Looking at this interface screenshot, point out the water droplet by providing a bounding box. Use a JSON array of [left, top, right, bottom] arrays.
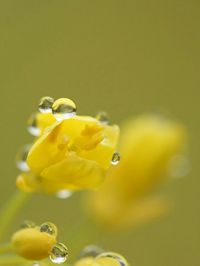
[[49, 243, 68, 264], [79, 245, 104, 258], [27, 113, 41, 137], [168, 154, 190, 178], [111, 152, 120, 165], [56, 190, 73, 199], [40, 222, 57, 237], [32, 263, 40, 266], [21, 220, 36, 229], [52, 98, 77, 121], [16, 144, 31, 172], [96, 111, 109, 125], [96, 252, 128, 266], [38, 96, 54, 113]]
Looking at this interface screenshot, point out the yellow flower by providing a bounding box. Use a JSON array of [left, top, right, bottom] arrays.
[[11, 221, 68, 262], [16, 97, 119, 194], [75, 252, 128, 266], [86, 114, 187, 229]]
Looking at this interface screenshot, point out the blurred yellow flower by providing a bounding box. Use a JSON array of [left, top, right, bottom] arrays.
[[16, 97, 119, 195], [86, 114, 187, 229], [75, 252, 128, 266]]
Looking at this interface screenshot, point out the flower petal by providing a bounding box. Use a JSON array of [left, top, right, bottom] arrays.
[[40, 153, 105, 193]]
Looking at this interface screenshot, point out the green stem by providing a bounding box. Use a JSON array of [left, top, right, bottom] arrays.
[[0, 190, 31, 242]]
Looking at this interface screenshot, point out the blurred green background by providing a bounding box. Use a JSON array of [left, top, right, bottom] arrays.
[[0, 1, 199, 265]]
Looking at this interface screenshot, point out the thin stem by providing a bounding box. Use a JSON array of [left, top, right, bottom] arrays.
[[0, 190, 31, 242]]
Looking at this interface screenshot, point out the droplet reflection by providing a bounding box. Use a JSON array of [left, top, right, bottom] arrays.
[[27, 113, 41, 137], [40, 222, 57, 237], [16, 144, 31, 172], [21, 220, 36, 229], [111, 152, 120, 165], [38, 96, 54, 113], [52, 98, 76, 121], [56, 190, 73, 199], [49, 243, 68, 264], [96, 111, 109, 125]]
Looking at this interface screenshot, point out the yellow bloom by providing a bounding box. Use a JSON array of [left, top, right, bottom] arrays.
[[75, 252, 128, 266], [11, 221, 68, 262], [86, 114, 187, 229], [16, 98, 119, 194]]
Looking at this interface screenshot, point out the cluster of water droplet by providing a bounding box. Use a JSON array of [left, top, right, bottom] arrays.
[[38, 222, 68, 264], [20, 221, 68, 264], [39, 96, 77, 121], [27, 96, 77, 137]]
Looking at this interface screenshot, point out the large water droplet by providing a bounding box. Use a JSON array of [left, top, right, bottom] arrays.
[[56, 190, 73, 199], [27, 113, 41, 136], [111, 152, 120, 165], [96, 111, 109, 125], [168, 154, 190, 178], [16, 144, 31, 172], [49, 243, 68, 264], [21, 220, 36, 229], [38, 96, 54, 113], [40, 222, 57, 237], [79, 245, 104, 258], [96, 252, 128, 266], [52, 98, 77, 121]]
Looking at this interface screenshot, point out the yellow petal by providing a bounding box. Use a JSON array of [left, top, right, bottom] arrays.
[[27, 116, 119, 174], [36, 112, 56, 133], [27, 122, 64, 174], [40, 153, 105, 193], [16, 172, 40, 193]]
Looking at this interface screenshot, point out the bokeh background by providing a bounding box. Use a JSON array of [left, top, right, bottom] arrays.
[[0, 1, 199, 266]]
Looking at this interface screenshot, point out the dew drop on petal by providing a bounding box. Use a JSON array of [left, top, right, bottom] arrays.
[[40, 222, 57, 236], [79, 245, 104, 258], [16, 144, 31, 172], [49, 243, 68, 264], [56, 190, 73, 199], [96, 252, 128, 266], [38, 96, 54, 113], [52, 98, 77, 121], [168, 154, 190, 178], [111, 152, 120, 165], [21, 220, 36, 229], [96, 111, 109, 125], [27, 113, 41, 136]]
